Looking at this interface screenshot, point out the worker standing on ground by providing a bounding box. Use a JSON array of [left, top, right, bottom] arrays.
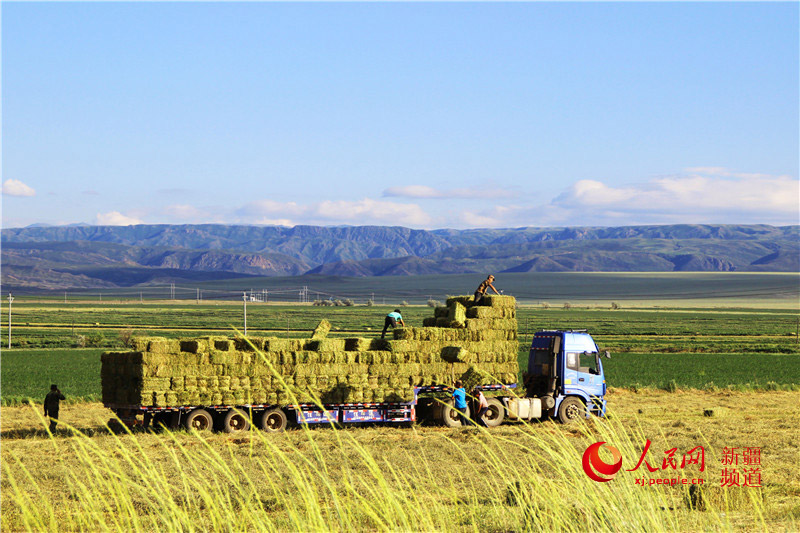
[[474, 274, 500, 304], [472, 387, 490, 427], [44, 384, 66, 433], [452, 380, 469, 426], [381, 309, 406, 339]]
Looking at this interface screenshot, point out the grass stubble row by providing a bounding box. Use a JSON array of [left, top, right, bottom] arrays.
[[102, 295, 520, 408], [2, 397, 775, 532]]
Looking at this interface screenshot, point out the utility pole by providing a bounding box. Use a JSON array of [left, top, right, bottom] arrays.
[[197, 288, 200, 304], [242, 292, 248, 336], [64, 291, 67, 304], [7, 293, 14, 349]]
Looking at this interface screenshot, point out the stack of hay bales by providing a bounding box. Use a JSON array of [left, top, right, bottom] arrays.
[[102, 295, 519, 407]]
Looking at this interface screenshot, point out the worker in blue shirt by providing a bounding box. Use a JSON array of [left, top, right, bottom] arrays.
[[381, 309, 406, 339], [451, 380, 469, 426]]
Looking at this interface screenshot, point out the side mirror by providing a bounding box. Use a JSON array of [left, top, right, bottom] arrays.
[[604, 351, 611, 359]]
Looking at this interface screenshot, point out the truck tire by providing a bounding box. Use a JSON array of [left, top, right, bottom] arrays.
[[442, 400, 470, 428], [483, 398, 505, 428], [258, 408, 288, 433], [557, 397, 585, 424], [223, 408, 251, 433], [184, 409, 214, 431]]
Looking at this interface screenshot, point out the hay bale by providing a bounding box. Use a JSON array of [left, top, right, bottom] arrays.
[[461, 366, 494, 391], [393, 327, 414, 340], [466, 307, 503, 319], [180, 340, 209, 354], [448, 302, 467, 323], [422, 317, 437, 327], [234, 337, 260, 351], [466, 318, 492, 331], [316, 339, 346, 351], [441, 346, 473, 363], [369, 339, 390, 351], [345, 338, 370, 351], [387, 340, 419, 353], [148, 338, 180, 354], [312, 319, 332, 339], [446, 296, 473, 307], [413, 328, 441, 341], [481, 295, 516, 308], [130, 338, 150, 352], [434, 306, 449, 318], [213, 339, 233, 351]]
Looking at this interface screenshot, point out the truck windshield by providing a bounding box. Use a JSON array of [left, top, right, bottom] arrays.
[[570, 351, 597, 374]]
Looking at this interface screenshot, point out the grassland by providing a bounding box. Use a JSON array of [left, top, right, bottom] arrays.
[[2, 284, 799, 531], [1, 390, 798, 531], [1, 301, 798, 405]]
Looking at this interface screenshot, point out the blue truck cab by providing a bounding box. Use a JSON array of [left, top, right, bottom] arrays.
[[524, 330, 608, 423]]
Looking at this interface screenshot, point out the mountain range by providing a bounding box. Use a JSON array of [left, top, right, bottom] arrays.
[[1, 224, 797, 290]]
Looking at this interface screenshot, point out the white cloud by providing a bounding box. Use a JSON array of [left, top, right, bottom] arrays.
[[383, 185, 513, 200], [546, 171, 799, 225], [237, 198, 432, 227], [2, 179, 36, 197], [85, 168, 799, 230], [96, 211, 143, 226]]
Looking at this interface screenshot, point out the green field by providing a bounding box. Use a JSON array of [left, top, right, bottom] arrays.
[[1, 298, 798, 404], [1, 349, 104, 405]]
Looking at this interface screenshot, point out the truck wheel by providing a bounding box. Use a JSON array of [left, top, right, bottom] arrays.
[[184, 409, 213, 431], [483, 398, 505, 428], [223, 408, 251, 433], [258, 408, 287, 433], [557, 397, 585, 424], [442, 400, 470, 428]]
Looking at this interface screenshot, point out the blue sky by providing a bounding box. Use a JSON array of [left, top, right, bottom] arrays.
[[2, 2, 798, 229]]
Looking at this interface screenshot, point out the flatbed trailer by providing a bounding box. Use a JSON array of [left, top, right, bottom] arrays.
[[109, 384, 517, 432]]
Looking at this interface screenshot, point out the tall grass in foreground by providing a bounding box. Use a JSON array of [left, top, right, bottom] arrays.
[[2, 405, 774, 532]]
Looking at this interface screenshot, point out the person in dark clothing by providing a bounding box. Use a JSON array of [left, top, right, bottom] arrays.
[[44, 384, 65, 433], [381, 309, 406, 339], [473, 275, 500, 303]]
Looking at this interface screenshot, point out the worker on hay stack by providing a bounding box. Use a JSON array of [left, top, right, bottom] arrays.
[[473, 274, 500, 304], [381, 309, 406, 339]]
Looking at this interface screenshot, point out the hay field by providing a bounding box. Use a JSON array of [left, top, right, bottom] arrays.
[[2, 389, 798, 531]]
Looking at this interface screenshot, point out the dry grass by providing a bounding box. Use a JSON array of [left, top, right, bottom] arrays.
[[2, 389, 798, 531]]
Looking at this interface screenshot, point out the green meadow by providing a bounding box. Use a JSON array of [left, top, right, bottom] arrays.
[[2, 296, 798, 404]]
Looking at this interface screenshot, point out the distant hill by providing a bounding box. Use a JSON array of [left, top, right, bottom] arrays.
[[1, 223, 797, 289]]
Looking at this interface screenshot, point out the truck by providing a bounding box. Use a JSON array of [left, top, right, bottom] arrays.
[[419, 329, 608, 427], [104, 323, 609, 433]]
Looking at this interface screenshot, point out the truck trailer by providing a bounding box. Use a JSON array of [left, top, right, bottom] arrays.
[[102, 297, 608, 432]]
